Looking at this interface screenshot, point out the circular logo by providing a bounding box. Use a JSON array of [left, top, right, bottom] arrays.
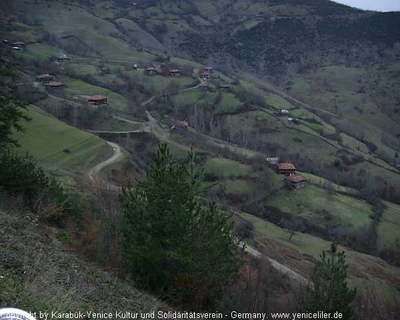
[[0, 309, 36, 320]]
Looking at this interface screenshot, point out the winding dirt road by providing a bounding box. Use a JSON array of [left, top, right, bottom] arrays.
[[88, 141, 122, 182], [240, 241, 308, 285]]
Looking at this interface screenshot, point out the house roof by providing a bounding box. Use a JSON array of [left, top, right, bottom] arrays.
[[145, 67, 155, 71], [57, 56, 70, 60], [45, 81, 64, 87], [176, 120, 189, 127], [278, 162, 296, 170], [37, 74, 53, 79], [12, 41, 26, 45], [220, 84, 230, 88], [89, 95, 107, 101], [200, 71, 210, 76], [286, 175, 306, 183], [169, 68, 181, 73]]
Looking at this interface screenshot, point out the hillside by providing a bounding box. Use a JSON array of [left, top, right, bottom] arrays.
[[12, 106, 112, 181], [0, 195, 166, 312], [1, 0, 400, 313]]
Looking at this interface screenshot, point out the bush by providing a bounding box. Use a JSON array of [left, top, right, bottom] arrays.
[[233, 220, 254, 240], [0, 151, 82, 226]]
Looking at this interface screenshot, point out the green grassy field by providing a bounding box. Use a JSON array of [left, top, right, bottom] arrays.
[[214, 93, 242, 114], [13, 107, 111, 176], [125, 72, 196, 93], [172, 89, 203, 107], [267, 185, 373, 231], [204, 157, 253, 177], [225, 179, 256, 194], [377, 201, 400, 249]]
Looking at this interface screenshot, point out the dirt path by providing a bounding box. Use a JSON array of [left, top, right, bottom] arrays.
[[239, 241, 308, 285], [88, 141, 123, 182], [87, 129, 150, 134]]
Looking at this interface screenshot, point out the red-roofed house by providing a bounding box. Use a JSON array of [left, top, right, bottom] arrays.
[[286, 175, 306, 189], [176, 120, 189, 128], [12, 41, 26, 48], [88, 95, 108, 105], [199, 71, 210, 80], [169, 69, 181, 77], [171, 120, 189, 131], [199, 82, 209, 91], [277, 162, 296, 175], [45, 81, 64, 90], [57, 56, 71, 62], [220, 84, 230, 90], [36, 74, 53, 82], [145, 67, 157, 76]]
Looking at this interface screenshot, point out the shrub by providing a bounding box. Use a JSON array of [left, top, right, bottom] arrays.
[[233, 220, 254, 240], [0, 151, 82, 226]]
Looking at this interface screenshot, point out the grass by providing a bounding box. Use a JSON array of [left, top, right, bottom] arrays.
[[57, 76, 128, 111], [172, 89, 203, 106], [225, 179, 256, 194], [126, 72, 195, 93], [267, 185, 373, 231], [13, 107, 110, 175], [60, 77, 112, 96], [265, 93, 292, 110], [214, 93, 242, 114], [299, 172, 358, 195], [204, 157, 253, 178], [377, 201, 400, 249], [237, 210, 400, 296], [0, 199, 165, 312], [24, 43, 59, 60]]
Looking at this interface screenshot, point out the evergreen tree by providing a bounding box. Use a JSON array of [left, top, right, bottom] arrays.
[[300, 243, 357, 320], [120, 143, 243, 308], [0, 56, 30, 148]]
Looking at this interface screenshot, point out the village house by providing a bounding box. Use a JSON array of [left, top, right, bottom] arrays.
[[219, 84, 230, 90], [57, 56, 71, 62], [286, 175, 306, 190], [145, 67, 157, 76], [36, 74, 53, 82], [199, 71, 210, 80], [288, 117, 300, 124], [169, 69, 181, 77], [266, 157, 280, 165], [45, 81, 64, 90], [280, 109, 290, 115], [12, 41, 26, 48], [88, 95, 108, 105], [277, 162, 296, 175], [171, 120, 189, 131], [199, 82, 209, 91]]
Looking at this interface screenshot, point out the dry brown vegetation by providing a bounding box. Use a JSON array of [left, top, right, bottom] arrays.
[[0, 193, 165, 312]]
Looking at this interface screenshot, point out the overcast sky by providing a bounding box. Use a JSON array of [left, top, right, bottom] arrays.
[[333, 0, 400, 12]]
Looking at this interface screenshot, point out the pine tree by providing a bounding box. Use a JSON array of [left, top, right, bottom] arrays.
[[300, 243, 357, 320], [0, 56, 30, 148], [120, 143, 243, 307]]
